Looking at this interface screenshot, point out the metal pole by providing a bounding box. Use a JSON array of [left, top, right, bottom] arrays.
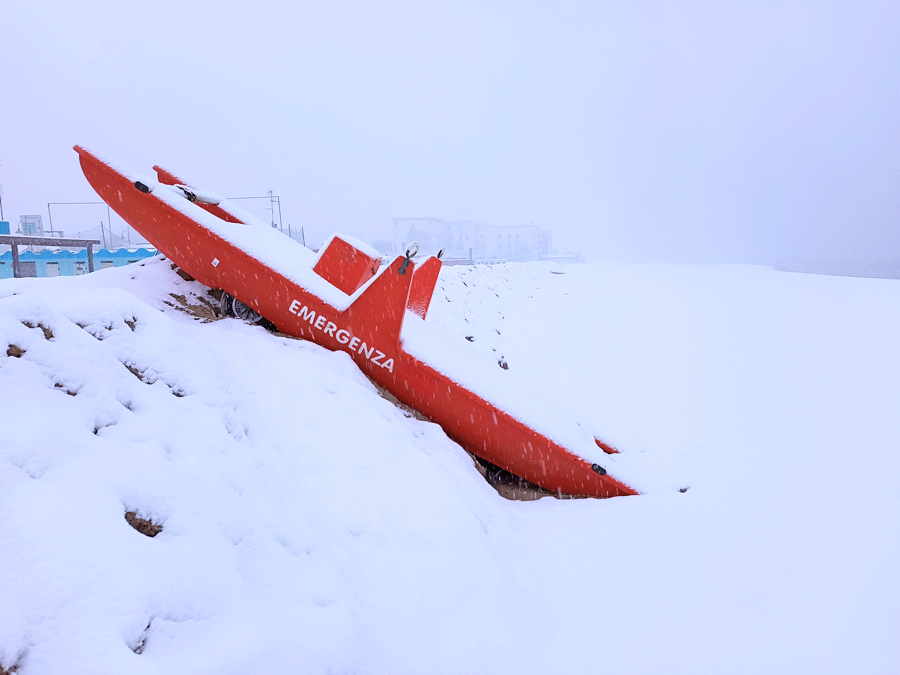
[[43, 204, 65, 238]]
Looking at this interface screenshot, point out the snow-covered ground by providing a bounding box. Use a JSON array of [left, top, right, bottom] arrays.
[[1, 257, 898, 674]]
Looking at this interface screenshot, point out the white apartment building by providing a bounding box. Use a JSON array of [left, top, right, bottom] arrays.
[[392, 217, 551, 262]]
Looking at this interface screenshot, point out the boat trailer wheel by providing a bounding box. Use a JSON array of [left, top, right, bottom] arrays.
[[221, 292, 263, 324]]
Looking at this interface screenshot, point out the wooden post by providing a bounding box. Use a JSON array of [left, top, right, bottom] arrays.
[[11, 243, 20, 278], [87, 244, 95, 273]]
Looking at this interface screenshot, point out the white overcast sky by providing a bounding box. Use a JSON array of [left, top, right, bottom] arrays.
[[1, 0, 898, 263]]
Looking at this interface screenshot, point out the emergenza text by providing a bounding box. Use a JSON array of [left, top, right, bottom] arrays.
[[288, 299, 394, 373]]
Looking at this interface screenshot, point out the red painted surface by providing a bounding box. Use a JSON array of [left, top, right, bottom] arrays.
[[407, 255, 442, 319], [74, 145, 638, 499], [313, 236, 382, 295], [152, 165, 245, 224], [595, 438, 620, 455]]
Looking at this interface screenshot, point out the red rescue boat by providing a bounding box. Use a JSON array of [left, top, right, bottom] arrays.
[[75, 145, 638, 498]]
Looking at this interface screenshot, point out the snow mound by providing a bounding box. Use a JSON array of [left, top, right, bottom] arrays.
[[0, 259, 543, 673], [2, 258, 899, 674]]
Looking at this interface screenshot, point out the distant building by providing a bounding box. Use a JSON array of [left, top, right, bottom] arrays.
[[472, 224, 551, 263], [391, 217, 449, 258], [391, 218, 551, 263], [18, 215, 44, 237]]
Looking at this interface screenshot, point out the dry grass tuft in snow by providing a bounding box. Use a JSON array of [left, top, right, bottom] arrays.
[[23, 322, 54, 340], [6, 344, 24, 358], [0, 652, 22, 675], [164, 292, 221, 322], [52, 382, 77, 396], [124, 511, 163, 538]]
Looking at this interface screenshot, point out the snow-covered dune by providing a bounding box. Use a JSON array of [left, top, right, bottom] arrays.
[[1, 258, 898, 674]]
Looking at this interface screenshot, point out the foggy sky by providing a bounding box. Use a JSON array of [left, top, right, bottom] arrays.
[[2, 0, 898, 263]]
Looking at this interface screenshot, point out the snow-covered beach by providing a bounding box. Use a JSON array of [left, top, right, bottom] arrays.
[[2, 258, 898, 674]]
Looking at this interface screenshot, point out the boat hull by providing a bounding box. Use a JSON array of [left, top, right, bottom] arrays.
[[75, 146, 638, 499]]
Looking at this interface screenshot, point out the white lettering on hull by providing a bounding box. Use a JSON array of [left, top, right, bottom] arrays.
[[288, 299, 394, 373]]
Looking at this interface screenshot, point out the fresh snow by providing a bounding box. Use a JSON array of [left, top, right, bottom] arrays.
[[1, 257, 899, 674]]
